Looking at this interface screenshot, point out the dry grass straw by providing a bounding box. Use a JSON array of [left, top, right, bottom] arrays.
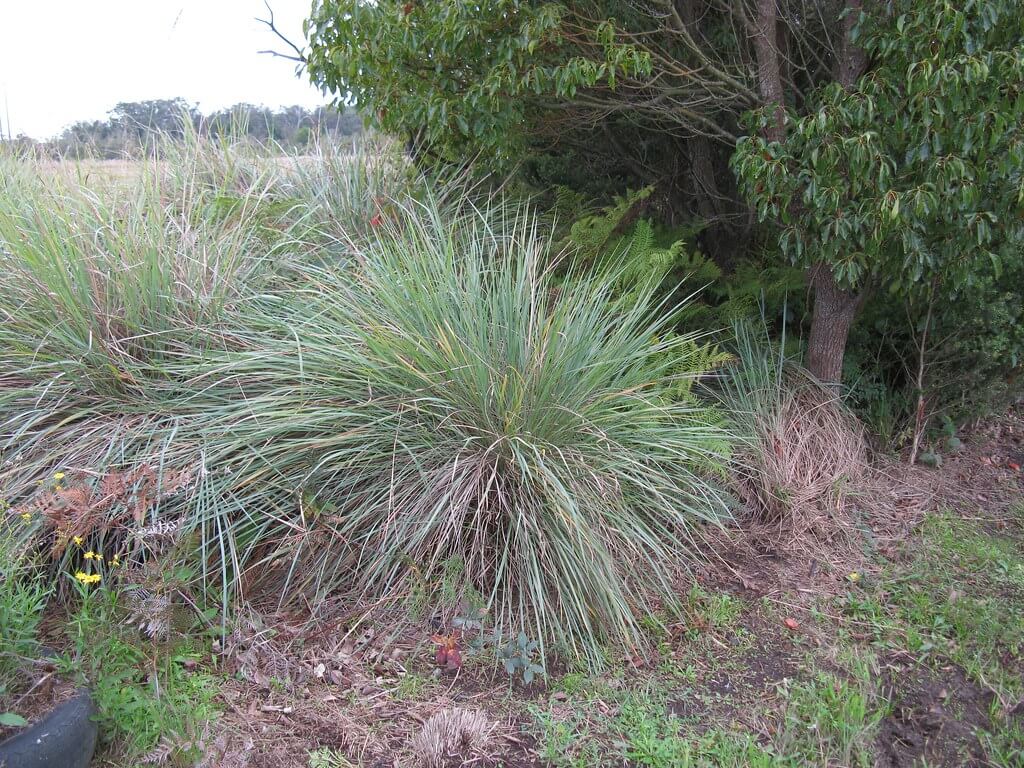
[[718, 323, 872, 556], [410, 708, 497, 767], [743, 379, 868, 537], [709, 322, 962, 594], [204, 603, 514, 768]]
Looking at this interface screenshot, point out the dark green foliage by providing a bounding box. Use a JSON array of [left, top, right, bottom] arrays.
[[734, 0, 1024, 294], [305, 0, 1022, 414], [558, 189, 804, 354], [845, 253, 1024, 440], [303, 0, 845, 255], [729, 0, 1024, 407], [557, 189, 737, 407], [561, 187, 689, 294], [305, 1, 652, 167]]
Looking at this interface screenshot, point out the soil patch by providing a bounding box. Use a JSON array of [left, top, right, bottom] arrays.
[[877, 658, 995, 768]]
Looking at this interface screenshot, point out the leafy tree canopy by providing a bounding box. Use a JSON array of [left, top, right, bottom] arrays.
[[732, 0, 1024, 297], [304, 0, 1024, 393], [304, 0, 842, 169]]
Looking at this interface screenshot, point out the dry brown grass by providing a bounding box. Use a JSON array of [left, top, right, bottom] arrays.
[[409, 707, 496, 767], [182, 601, 522, 768], [37, 158, 147, 186], [717, 355, 934, 587], [735, 376, 868, 541]]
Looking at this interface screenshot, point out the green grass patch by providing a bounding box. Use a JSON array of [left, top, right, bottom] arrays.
[[774, 658, 887, 768], [0, 530, 50, 699], [60, 586, 221, 762], [844, 511, 1024, 698]]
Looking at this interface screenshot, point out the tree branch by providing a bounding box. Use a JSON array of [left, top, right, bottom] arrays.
[[256, 1, 307, 64]]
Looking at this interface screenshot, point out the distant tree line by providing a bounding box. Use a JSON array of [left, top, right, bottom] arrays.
[[3, 98, 363, 158]]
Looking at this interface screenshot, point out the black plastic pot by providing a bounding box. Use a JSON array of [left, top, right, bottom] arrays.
[[0, 692, 97, 768]]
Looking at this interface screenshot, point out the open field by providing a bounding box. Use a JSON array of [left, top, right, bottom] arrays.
[[1, 141, 1022, 768]]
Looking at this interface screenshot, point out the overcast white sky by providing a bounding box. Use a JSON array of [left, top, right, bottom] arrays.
[[0, 1, 329, 139]]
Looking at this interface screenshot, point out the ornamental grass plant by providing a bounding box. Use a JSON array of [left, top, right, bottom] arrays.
[[0, 137, 732, 664]]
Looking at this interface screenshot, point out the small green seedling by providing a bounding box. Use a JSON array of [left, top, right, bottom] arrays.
[[502, 632, 545, 685]]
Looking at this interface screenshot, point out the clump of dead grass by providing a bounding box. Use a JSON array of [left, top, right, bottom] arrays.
[[742, 379, 868, 531], [717, 323, 871, 552], [409, 707, 496, 768]]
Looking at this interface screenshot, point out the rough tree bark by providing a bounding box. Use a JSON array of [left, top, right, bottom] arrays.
[[677, 0, 733, 263], [806, 264, 865, 383], [803, 0, 869, 383], [687, 135, 731, 257], [752, 0, 787, 143]]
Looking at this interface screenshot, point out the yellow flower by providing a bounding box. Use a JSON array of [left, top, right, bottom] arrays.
[[847, 572, 861, 583], [72, 536, 84, 546], [111, 555, 120, 567], [83, 551, 103, 561], [74, 571, 101, 585], [54, 472, 66, 480], [20, 512, 32, 522], [54, 485, 63, 492]]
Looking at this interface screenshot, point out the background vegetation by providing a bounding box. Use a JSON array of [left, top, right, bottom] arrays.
[[306, 0, 1024, 438], [0, 1, 1022, 764], [1, 98, 363, 158]]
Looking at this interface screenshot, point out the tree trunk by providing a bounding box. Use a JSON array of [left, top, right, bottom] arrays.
[[688, 136, 720, 220], [752, 0, 786, 142], [835, 0, 867, 89], [805, 0, 870, 384], [684, 136, 726, 267], [679, 0, 737, 265], [807, 265, 863, 384]]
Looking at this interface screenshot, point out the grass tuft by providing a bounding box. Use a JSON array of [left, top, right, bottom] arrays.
[[716, 321, 867, 535]]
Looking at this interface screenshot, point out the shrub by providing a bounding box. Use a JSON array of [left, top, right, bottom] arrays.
[[844, 256, 1024, 443]]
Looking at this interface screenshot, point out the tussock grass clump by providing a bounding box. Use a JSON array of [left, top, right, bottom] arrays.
[[1, 142, 732, 664], [0, 143, 284, 390], [193, 199, 733, 660], [410, 707, 495, 768], [717, 322, 868, 541], [0, 137, 298, 578]]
